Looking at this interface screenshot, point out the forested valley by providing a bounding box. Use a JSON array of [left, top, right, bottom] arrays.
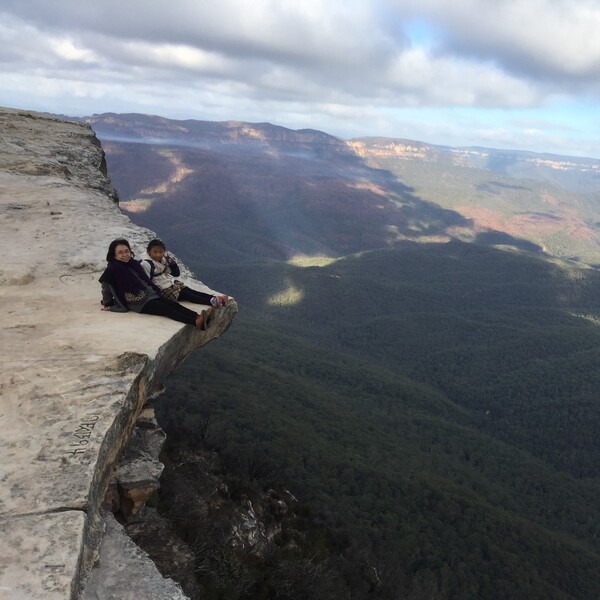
[[150, 243, 600, 599], [96, 115, 600, 599]]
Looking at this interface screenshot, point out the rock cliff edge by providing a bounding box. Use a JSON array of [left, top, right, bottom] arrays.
[[0, 107, 237, 599]]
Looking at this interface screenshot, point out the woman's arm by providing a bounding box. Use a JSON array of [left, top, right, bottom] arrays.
[[100, 283, 128, 312], [99, 274, 129, 312]]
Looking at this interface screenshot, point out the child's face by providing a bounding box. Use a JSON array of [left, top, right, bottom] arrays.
[[149, 246, 165, 261]]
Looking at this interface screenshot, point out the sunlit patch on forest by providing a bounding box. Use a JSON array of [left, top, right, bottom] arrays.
[[570, 313, 600, 327], [120, 198, 154, 213], [139, 151, 193, 194], [267, 279, 304, 305], [287, 255, 338, 267]]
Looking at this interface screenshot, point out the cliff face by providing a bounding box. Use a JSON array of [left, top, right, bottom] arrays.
[[350, 136, 600, 184], [0, 107, 237, 599]]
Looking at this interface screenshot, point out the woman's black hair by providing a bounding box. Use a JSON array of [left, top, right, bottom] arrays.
[[106, 238, 133, 262], [147, 239, 166, 252]]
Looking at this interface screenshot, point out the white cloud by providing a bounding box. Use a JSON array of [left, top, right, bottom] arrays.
[[50, 39, 99, 63], [109, 40, 239, 76], [1, 1, 600, 156], [385, 47, 541, 106], [0, 1, 394, 68], [387, 0, 600, 80]]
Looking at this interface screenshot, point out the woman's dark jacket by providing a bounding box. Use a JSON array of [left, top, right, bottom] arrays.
[[99, 258, 162, 313]]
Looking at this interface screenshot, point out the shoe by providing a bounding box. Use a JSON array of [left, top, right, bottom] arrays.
[[211, 295, 229, 308]]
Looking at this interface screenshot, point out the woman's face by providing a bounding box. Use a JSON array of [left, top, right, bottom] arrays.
[[114, 244, 131, 262]]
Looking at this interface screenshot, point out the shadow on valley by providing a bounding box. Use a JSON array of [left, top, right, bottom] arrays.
[[102, 139, 467, 261], [96, 116, 543, 266]]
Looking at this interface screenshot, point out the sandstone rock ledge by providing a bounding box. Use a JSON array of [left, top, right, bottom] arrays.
[[0, 107, 237, 599]]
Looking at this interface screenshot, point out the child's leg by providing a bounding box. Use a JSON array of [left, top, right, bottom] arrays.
[[178, 286, 214, 305]]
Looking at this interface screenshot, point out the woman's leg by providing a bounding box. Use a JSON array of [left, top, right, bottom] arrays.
[[178, 286, 213, 305], [141, 297, 198, 325]]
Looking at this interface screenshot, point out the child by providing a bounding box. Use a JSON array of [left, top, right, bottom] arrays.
[[140, 239, 229, 308]]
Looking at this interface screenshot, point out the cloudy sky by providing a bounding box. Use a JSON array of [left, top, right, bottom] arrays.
[[2, 0, 600, 157]]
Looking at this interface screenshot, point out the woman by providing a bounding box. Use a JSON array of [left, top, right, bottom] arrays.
[[99, 238, 212, 329]]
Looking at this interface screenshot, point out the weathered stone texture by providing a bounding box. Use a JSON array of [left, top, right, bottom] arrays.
[[81, 514, 188, 600], [0, 106, 237, 598], [0, 512, 86, 600]]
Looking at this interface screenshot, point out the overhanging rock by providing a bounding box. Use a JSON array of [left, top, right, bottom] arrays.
[[0, 107, 237, 599]]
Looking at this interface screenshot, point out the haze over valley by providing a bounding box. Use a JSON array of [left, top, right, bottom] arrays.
[[89, 112, 600, 267]]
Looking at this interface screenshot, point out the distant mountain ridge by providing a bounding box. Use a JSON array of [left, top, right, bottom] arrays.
[[88, 113, 600, 192], [86, 113, 355, 159], [352, 137, 600, 193], [87, 112, 600, 265]]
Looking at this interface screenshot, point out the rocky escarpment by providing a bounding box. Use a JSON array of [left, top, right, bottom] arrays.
[[86, 113, 356, 158], [0, 106, 237, 599]]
